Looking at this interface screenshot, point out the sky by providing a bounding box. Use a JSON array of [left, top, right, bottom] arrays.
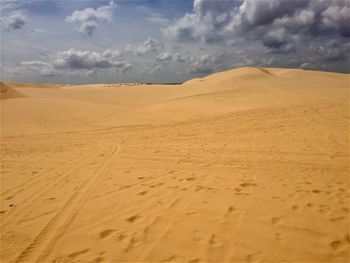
[[1, 0, 349, 84]]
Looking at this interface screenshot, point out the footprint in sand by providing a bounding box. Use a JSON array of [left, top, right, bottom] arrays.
[[306, 202, 314, 208], [227, 206, 235, 213], [328, 216, 345, 222], [270, 217, 282, 225], [291, 205, 299, 211], [330, 234, 350, 252], [127, 214, 140, 223], [208, 234, 223, 248], [240, 182, 257, 187], [99, 229, 116, 240], [92, 256, 104, 263], [116, 232, 127, 242], [331, 240, 343, 251], [246, 252, 261, 263]]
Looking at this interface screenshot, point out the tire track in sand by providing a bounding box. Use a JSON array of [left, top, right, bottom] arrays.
[[1, 147, 103, 229], [1, 147, 98, 198], [14, 145, 120, 263]]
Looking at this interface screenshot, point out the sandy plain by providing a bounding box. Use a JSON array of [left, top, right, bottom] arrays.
[[0, 67, 349, 262]]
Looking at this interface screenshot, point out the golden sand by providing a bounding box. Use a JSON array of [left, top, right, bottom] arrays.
[[0, 67, 349, 262]]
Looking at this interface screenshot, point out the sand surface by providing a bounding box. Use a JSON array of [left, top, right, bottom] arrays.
[[0, 67, 349, 262]]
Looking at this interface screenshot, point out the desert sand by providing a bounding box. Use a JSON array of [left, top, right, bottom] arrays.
[[0, 67, 349, 262]]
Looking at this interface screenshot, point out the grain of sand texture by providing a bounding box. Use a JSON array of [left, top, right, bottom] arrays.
[[0, 67, 349, 263]]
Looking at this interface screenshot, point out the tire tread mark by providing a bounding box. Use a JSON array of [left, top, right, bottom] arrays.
[[14, 145, 119, 263], [1, 147, 102, 229]]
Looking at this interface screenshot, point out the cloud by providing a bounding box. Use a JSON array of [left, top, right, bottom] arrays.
[[1, 0, 26, 12], [65, 1, 116, 36], [20, 60, 57, 76], [123, 38, 163, 57], [53, 48, 131, 72], [188, 53, 234, 75], [145, 11, 171, 26], [189, 57, 214, 74], [272, 9, 315, 34], [163, 14, 195, 41], [165, 0, 350, 42], [162, 0, 349, 74], [3, 13, 26, 30], [262, 28, 296, 53], [20, 60, 50, 67], [1, 0, 60, 14], [156, 52, 173, 63], [300, 62, 313, 70], [321, 2, 350, 37], [149, 65, 162, 74], [165, 0, 306, 42], [136, 37, 163, 55], [262, 28, 289, 49], [3, 0, 349, 83], [313, 39, 350, 62], [54, 49, 113, 69], [164, 0, 239, 42], [156, 52, 186, 63], [238, 0, 308, 28], [20, 47, 132, 77]]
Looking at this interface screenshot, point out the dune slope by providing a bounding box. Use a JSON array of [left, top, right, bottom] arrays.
[[0, 67, 349, 263], [0, 82, 26, 100]]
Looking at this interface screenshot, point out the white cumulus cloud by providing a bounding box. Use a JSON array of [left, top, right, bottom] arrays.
[[53, 48, 131, 72], [137, 37, 163, 55], [65, 1, 116, 36], [3, 13, 26, 30]]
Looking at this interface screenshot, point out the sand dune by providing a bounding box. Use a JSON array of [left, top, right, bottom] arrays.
[[0, 67, 349, 262], [0, 82, 26, 100]]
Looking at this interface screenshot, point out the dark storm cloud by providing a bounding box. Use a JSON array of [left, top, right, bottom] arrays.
[[165, 0, 349, 41], [262, 28, 289, 49], [320, 1, 350, 37], [164, 0, 350, 73], [239, 0, 308, 28]]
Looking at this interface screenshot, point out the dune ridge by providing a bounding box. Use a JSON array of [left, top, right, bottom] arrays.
[[0, 67, 349, 263]]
